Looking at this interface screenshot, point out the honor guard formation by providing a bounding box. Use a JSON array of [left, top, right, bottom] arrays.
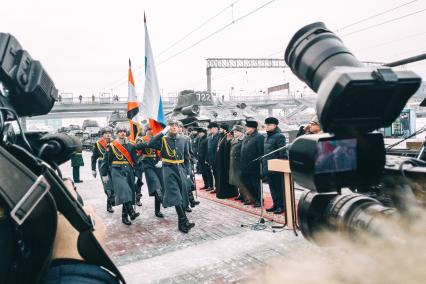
[[89, 116, 290, 233]]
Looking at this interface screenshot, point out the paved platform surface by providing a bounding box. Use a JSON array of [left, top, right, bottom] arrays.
[[60, 152, 312, 283]]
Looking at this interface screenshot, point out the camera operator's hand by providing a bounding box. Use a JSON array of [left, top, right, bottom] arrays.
[[51, 179, 106, 261], [91, 170, 97, 178], [101, 175, 109, 184]]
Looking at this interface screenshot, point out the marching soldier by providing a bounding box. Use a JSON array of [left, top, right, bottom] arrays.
[[136, 120, 195, 233], [177, 121, 200, 212], [101, 126, 140, 225], [134, 132, 145, 207], [91, 126, 114, 213], [196, 128, 213, 190], [138, 127, 164, 218]]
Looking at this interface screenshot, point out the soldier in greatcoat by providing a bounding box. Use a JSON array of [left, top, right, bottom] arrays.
[[91, 126, 115, 213], [206, 122, 221, 193], [136, 120, 195, 233], [138, 127, 164, 218], [177, 121, 200, 212], [196, 128, 213, 190], [71, 148, 84, 183], [134, 131, 145, 207], [101, 126, 140, 225]]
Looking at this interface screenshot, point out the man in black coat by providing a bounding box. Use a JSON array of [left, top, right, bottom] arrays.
[[197, 128, 213, 190], [206, 122, 220, 192], [263, 117, 287, 214], [240, 120, 264, 207], [215, 124, 238, 199]]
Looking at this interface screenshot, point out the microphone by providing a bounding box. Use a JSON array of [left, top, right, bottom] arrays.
[[251, 143, 292, 163], [39, 133, 82, 165]]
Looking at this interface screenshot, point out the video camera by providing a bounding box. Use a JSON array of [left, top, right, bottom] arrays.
[[0, 33, 124, 283], [284, 23, 425, 242]]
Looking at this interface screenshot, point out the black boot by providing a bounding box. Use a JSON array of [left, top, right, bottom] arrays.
[[155, 197, 164, 218], [126, 203, 140, 220], [175, 205, 191, 233], [136, 193, 142, 207], [182, 205, 195, 229], [189, 191, 200, 207], [122, 206, 131, 225], [107, 200, 114, 213]]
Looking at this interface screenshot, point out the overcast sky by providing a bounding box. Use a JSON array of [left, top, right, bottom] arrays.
[[1, 0, 425, 99]]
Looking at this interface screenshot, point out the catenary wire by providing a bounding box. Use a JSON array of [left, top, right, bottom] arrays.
[[157, 0, 240, 57], [157, 0, 277, 66], [335, 0, 419, 32], [340, 8, 426, 37]]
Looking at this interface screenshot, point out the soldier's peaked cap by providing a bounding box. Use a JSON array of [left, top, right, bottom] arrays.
[[100, 126, 113, 134]]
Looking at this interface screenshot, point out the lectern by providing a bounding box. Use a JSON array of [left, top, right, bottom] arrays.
[[267, 159, 298, 235]]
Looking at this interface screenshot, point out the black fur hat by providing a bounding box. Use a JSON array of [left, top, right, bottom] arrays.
[[207, 122, 219, 129], [265, 117, 279, 125], [245, 120, 258, 129], [220, 124, 230, 132]]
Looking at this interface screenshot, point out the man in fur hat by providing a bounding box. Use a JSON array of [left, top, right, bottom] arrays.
[[214, 124, 238, 199], [240, 120, 264, 207], [263, 117, 287, 214]]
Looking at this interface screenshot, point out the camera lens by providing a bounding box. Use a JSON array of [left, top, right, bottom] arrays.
[[325, 193, 394, 236], [284, 22, 363, 91], [298, 191, 395, 243]]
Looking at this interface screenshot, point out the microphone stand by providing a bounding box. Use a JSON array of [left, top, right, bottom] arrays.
[[240, 143, 290, 231]]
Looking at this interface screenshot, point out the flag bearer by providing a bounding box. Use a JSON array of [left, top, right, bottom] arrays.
[[138, 127, 164, 218], [136, 120, 195, 233]]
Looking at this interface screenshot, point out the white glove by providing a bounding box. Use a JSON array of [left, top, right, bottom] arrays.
[[161, 126, 170, 135], [155, 161, 163, 168], [92, 170, 97, 178], [101, 175, 109, 184]]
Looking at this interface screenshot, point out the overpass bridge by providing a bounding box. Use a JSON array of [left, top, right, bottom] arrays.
[[26, 92, 426, 125], [27, 94, 317, 121]]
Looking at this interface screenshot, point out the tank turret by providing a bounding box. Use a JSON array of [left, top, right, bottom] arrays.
[[168, 90, 256, 128]]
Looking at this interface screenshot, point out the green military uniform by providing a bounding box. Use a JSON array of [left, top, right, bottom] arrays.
[[71, 151, 84, 182]]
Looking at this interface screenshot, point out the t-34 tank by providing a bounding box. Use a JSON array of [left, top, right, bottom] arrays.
[[170, 90, 256, 128]]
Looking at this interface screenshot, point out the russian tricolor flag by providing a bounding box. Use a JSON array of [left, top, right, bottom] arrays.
[[140, 13, 166, 135]]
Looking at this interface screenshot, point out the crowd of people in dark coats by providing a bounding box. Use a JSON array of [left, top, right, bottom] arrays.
[[191, 116, 288, 214]]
